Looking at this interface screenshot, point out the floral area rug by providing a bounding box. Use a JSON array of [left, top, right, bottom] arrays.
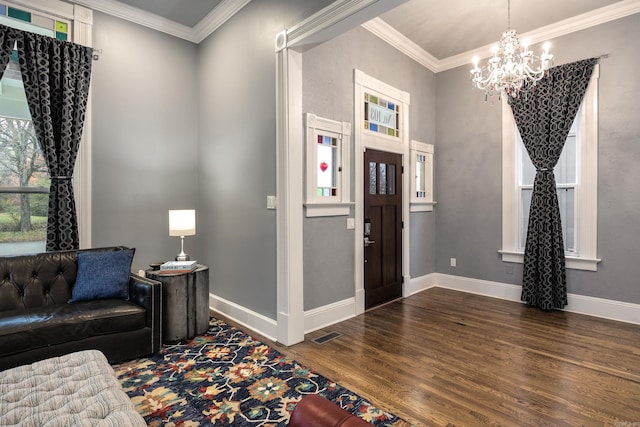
[[115, 318, 413, 426]]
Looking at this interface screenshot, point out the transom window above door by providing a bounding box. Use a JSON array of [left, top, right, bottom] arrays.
[[364, 92, 400, 139]]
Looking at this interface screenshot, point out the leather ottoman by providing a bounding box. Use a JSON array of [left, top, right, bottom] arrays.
[[289, 394, 371, 427]]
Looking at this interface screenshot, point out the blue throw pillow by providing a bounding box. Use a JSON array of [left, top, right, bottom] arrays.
[[70, 249, 135, 302]]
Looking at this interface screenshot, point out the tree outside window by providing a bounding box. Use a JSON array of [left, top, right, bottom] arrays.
[[0, 116, 49, 243]]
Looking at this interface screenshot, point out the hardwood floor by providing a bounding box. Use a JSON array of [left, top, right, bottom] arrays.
[[219, 288, 640, 426]]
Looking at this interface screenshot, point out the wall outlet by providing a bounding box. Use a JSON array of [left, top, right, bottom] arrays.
[[450, 258, 456, 267]]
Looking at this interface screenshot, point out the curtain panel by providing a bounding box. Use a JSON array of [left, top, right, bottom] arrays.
[[509, 58, 597, 310], [0, 24, 93, 251]]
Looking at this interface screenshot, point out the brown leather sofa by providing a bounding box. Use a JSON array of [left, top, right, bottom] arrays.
[[289, 394, 372, 427], [0, 247, 161, 371]]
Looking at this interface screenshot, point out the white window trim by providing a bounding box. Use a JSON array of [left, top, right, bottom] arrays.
[[410, 140, 436, 212], [500, 64, 600, 271], [304, 113, 352, 217]]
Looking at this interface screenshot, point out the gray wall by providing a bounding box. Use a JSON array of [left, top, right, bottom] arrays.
[[89, 3, 640, 321], [435, 13, 640, 303], [302, 27, 437, 311], [91, 12, 199, 272], [196, 0, 334, 319]]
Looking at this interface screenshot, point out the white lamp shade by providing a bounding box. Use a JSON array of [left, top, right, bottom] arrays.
[[169, 209, 196, 236]]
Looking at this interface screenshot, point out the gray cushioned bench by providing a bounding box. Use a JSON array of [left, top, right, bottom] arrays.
[[0, 350, 145, 426]]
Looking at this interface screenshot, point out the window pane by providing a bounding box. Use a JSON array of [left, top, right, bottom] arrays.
[[369, 162, 377, 195], [518, 129, 536, 186], [555, 133, 576, 184], [520, 188, 575, 252], [0, 56, 49, 255], [388, 164, 396, 195], [0, 193, 47, 255], [518, 111, 578, 253], [379, 163, 387, 195], [416, 155, 425, 193], [558, 188, 575, 252], [317, 142, 336, 192], [520, 188, 532, 249]]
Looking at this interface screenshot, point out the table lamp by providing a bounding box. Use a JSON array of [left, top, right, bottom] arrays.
[[169, 209, 196, 261]]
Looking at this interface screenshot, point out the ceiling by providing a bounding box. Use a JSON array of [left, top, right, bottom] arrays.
[[70, 0, 639, 70], [112, 0, 223, 27]]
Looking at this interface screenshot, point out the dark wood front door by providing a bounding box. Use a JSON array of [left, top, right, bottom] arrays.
[[364, 148, 402, 309]]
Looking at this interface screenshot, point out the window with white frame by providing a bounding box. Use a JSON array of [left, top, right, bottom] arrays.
[[501, 65, 600, 271], [410, 140, 435, 212], [0, 0, 93, 255], [304, 113, 352, 217]]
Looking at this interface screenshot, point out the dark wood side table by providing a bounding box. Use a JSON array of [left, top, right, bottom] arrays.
[[146, 265, 209, 343]]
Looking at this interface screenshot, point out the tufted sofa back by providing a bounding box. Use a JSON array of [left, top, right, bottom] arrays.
[[0, 247, 129, 313], [0, 251, 78, 312]]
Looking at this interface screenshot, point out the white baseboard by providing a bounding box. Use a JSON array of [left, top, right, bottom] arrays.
[[304, 297, 357, 334], [423, 273, 640, 325], [210, 293, 359, 343], [406, 273, 438, 296], [209, 293, 278, 341], [212, 274, 640, 344], [432, 273, 522, 301]]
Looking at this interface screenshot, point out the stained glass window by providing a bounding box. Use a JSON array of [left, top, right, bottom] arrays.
[[304, 113, 352, 217], [316, 134, 337, 197], [410, 141, 434, 211], [416, 154, 426, 198], [0, 3, 70, 40], [364, 92, 400, 138]]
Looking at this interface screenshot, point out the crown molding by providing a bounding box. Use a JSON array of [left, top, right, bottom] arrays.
[[68, 0, 251, 44], [70, 0, 196, 41], [361, 17, 438, 72], [283, 0, 407, 50], [364, 0, 640, 74], [193, 0, 252, 44]]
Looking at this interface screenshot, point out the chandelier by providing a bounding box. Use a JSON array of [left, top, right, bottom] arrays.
[[470, 0, 554, 98]]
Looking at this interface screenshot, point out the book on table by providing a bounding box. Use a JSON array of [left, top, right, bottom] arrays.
[[160, 260, 198, 274]]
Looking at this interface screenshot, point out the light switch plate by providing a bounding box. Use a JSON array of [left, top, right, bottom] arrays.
[[346, 218, 355, 229], [267, 195, 277, 209]]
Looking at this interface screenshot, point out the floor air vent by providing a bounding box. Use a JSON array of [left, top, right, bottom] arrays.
[[312, 331, 342, 344]]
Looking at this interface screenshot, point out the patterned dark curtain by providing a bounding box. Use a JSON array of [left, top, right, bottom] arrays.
[[16, 30, 93, 251], [509, 58, 597, 310], [0, 25, 18, 77]]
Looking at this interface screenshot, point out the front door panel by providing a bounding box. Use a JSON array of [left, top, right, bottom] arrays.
[[364, 149, 402, 309]]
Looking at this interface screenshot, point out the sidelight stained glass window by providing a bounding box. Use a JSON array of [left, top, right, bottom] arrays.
[[304, 113, 352, 217], [316, 134, 337, 197], [410, 141, 435, 211]]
